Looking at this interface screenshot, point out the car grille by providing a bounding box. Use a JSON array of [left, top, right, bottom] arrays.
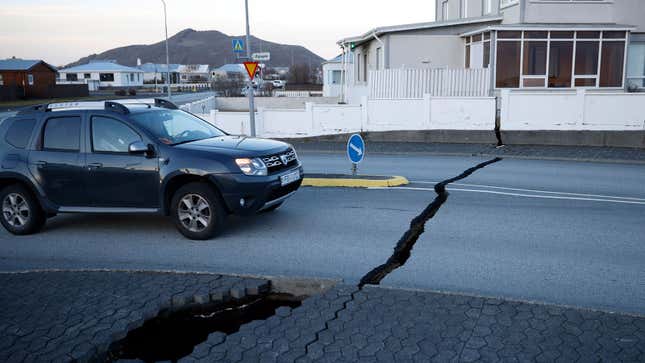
[[262, 148, 298, 174], [267, 179, 301, 201]]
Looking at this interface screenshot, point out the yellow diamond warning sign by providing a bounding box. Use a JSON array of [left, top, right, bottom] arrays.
[[243, 61, 259, 79]]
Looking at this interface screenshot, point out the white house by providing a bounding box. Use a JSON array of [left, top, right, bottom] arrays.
[[58, 61, 144, 88], [322, 54, 353, 98], [211, 64, 248, 80], [337, 0, 645, 101]]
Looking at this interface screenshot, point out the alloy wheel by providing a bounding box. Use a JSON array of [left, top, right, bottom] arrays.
[[2, 193, 30, 228], [178, 194, 211, 232]]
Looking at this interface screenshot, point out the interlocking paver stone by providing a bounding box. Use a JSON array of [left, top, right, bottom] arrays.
[[0, 271, 268, 362]]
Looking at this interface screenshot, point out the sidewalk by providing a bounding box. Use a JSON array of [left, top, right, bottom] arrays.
[[291, 141, 645, 164], [1, 271, 643, 362]]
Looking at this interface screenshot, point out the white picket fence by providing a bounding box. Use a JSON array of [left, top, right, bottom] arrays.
[[369, 68, 491, 99]]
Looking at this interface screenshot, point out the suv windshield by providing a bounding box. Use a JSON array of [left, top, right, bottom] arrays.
[[129, 110, 225, 145]]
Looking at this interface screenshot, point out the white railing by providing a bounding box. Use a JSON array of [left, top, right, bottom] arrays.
[[369, 68, 491, 99], [179, 96, 216, 114]]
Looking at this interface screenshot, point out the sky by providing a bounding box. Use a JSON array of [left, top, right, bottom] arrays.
[[0, 0, 436, 66]]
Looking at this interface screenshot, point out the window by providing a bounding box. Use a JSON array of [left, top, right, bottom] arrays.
[[84, 73, 91, 79], [548, 41, 573, 87], [376, 47, 382, 70], [483, 42, 491, 68], [130, 73, 134, 82], [600, 41, 625, 87], [331, 70, 343, 84], [66, 73, 78, 81], [465, 45, 471, 68], [441, 1, 449, 19], [627, 42, 645, 89], [99, 73, 114, 82], [5, 119, 36, 149], [42, 117, 81, 151], [0, 74, 3, 85], [496, 41, 521, 87], [484, 0, 492, 14], [129, 110, 224, 146], [363, 53, 368, 82], [461, 0, 468, 18], [495, 30, 627, 88], [27, 74, 34, 85], [91, 116, 141, 153]]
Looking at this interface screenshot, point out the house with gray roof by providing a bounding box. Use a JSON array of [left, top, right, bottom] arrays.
[[58, 60, 143, 88], [137, 63, 181, 84], [0, 58, 58, 99]]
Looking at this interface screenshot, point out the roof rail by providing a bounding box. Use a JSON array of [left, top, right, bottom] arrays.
[[154, 98, 178, 110], [104, 101, 130, 115]]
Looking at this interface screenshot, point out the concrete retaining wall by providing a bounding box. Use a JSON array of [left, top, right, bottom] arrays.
[[214, 97, 340, 111]]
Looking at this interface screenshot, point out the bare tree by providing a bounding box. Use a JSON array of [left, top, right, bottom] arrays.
[[211, 73, 246, 96], [287, 63, 313, 84]]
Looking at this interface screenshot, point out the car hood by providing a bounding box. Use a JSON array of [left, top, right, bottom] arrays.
[[175, 135, 290, 156]]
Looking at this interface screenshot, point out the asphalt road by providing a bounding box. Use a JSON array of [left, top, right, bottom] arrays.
[[1, 153, 644, 316]]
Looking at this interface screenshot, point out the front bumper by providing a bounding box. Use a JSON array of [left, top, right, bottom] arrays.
[[213, 165, 304, 215]]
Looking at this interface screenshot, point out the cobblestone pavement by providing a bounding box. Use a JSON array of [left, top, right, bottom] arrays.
[[183, 286, 645, 363], [0, 271, 269, 362], [292, 142, 645, 164]]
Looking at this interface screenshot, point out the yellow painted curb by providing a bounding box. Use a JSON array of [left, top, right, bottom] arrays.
[[302, 176, 409, 188]]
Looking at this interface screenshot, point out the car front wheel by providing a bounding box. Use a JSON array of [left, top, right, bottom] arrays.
[[171, 183, 225, 240], [0, 184, 46, 235]]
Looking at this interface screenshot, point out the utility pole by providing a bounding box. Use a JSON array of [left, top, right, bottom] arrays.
[[244, 0, 256, 136], [161, 0, 171, 100]]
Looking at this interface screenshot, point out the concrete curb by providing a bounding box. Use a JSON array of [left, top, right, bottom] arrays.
[[302, 174, 409, 188]]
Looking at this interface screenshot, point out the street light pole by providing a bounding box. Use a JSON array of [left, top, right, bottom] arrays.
[[161, 0, 171, 100], [244, 0, 256, 136]]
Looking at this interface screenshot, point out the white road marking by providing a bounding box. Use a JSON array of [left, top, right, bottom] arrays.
[[369, 186, 645, 205], [409, 181, 645, 202]]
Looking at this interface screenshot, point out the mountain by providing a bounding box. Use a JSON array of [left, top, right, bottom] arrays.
[[65, 28, 325, 69]]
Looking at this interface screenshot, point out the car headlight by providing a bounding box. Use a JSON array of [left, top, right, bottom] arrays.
[[235, 157, 267, 176]]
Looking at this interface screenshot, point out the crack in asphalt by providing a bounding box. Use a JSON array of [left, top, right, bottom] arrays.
[[297, 157, 503, 359], [358, 157, 503, 288]]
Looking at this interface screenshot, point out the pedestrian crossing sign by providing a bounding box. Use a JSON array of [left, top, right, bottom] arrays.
[[232, 39, 245, 53]]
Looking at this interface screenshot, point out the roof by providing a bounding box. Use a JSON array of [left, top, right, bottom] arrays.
[[214, 64, 246, 73], [137, 63, 182, 73], [337, 15, 504, 46], [460, 23, 636, 36], [60, 62, 143, 73], [0, 59, 57, 72]]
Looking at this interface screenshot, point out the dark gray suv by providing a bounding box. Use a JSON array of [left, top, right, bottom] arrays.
[[0, 99, 303, 240]]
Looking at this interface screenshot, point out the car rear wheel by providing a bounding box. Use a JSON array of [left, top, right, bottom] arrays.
[[171, 182, 225, 240], [0, 184, 46, 235]]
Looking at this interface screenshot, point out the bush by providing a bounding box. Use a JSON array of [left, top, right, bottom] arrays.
[[114, 89, 126, 96], [128, 88, 137, 96]]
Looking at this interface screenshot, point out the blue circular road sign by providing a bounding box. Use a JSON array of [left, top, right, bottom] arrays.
[[347, 134, 365, 164]]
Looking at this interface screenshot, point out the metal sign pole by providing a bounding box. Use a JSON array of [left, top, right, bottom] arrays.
[[244, 0, 256, 137]]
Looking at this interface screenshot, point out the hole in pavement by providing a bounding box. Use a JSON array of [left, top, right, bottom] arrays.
[[107, 293, 303, 363]]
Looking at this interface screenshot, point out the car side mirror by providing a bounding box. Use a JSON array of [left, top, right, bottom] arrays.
[[129, 141, 155, 157]]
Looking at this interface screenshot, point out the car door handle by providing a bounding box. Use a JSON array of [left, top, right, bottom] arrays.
[[87, 162, 103, 170]]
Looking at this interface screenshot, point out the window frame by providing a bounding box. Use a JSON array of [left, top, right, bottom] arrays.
[[41, 116, 82, 153], [493, 29, 628, 89], [0, 74, 3, 86], [90, 115, 143, 155], [4, 119, 36, 149]]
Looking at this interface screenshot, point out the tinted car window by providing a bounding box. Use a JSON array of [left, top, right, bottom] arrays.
[[43, 117, 81, 151], [92, 116, 141, 153], [5, 119, 36, 149]]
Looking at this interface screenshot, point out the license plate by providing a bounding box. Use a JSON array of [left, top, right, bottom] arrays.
[[280, 170, 301, 186]]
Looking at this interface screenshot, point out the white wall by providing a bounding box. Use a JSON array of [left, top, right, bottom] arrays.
[[388, 35, 465, 69], [501, 89, 645, 131], [209, 95, 495, 138], [322, 62, 344, 98]]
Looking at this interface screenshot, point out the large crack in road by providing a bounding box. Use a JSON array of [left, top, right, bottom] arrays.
[[298, 157, 503, 358], [359, 156, 503, 287]]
